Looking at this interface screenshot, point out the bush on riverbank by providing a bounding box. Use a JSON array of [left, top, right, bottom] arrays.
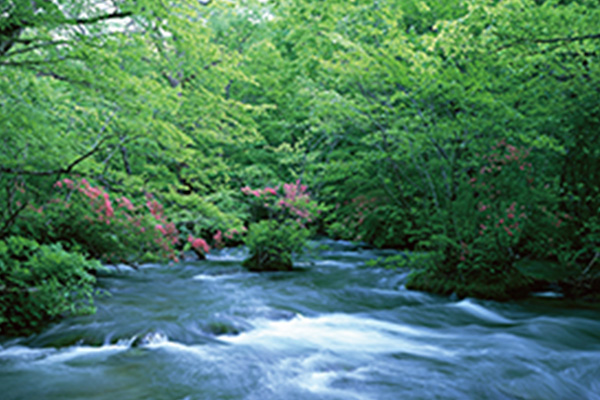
[[0, 236, 99, 336], [12, 177, 182, 265]]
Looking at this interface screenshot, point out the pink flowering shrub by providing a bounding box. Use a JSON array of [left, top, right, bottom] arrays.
[[463, 140, 564, 265], [15, 177, 194, 264], [241, 180, 321, 227], [240, 180, 322, 271], [407, 139, 565, 299]]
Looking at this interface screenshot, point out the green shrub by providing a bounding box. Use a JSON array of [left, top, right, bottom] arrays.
[[405, 253, 533, 301], [402, 140, 559, 300], [242, 220, 309, 271], [0, 236, 100, 336], [240, 181, 322, 271]]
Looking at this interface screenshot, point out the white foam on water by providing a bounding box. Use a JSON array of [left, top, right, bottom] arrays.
[[0, 345, 54, 360], [313, 259, 358, 269], [39, 342, 131, 364], [0, 336, 137, 366], [206, 248, 248, 262], [263, 352, 375, 400], [138, 333, 221, 362], [219, 313, 453, 358], [453, 299, 514, 324], [192, 274, 232, 281], [0, 343, 131, 367]]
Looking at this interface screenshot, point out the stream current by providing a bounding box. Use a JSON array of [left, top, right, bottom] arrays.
[[1, 240, 599, 399]]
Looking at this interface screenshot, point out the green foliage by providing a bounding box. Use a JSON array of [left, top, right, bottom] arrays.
[[406, 265, 533, 301], [240, 181, 322, 271], [243, 220, 309, 272], [222, 0, 599, 298], [0, 236, 99, 336]]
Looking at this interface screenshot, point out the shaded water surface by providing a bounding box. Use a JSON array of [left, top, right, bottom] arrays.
[[1, 240, 600, 399]]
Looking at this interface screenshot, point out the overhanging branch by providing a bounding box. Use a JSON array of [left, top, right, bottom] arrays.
[[0, 135, 112, 177], [67, 11, 134, 25]]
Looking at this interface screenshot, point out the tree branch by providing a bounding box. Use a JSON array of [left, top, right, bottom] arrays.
[[0, 56, 81, 67], [2, 40, 71, 59], [0, 136, 112, 177], [67, 11, 134, 26]]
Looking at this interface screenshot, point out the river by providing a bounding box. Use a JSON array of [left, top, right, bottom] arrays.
[[1, 240, 599, 400]]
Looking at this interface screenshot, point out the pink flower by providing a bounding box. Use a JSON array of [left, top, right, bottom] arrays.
[[480, 224, 487, 230], [507, 213, 515, 219], [191, 237, 210, 253], [54, 181, 63, 188], [156, 224, 167, 235], [63, 178, 74, 189], [241, 186, 251, 194], [504, 226, 513, 236], [103, 193, 114, 218], [214, 230, 222, 242], [147, 200, 164, 220], [264, 187, 277, 195], [499, 218, 505, 224], [118, 196, 135, 211]]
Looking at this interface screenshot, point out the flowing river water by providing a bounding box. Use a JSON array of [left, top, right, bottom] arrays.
[[1, 240, 600, 400]]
